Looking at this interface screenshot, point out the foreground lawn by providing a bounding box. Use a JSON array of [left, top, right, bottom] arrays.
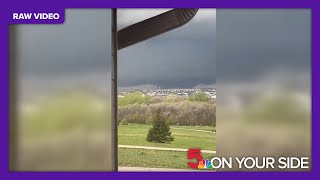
[[171, 125, 215, 132], [119, 148, 215, 170], [119, 123, 215, 151]]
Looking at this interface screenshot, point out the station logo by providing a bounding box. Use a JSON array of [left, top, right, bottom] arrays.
[[198, 159, 213, 169], [188, 149, 214, 169]]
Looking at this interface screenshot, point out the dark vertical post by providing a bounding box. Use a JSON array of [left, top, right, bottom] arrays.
[[111, 9, 118, 172]]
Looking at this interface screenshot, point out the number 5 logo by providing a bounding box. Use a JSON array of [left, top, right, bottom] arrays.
[[188, 149, 203, 169]]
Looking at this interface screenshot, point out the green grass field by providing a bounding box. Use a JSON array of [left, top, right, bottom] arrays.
[[119, 123, 216, 151], [119, 148, 215, 170], [119, 123, 216, 169]]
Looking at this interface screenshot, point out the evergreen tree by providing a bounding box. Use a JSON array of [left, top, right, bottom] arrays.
[[146, 111, 174, 143]]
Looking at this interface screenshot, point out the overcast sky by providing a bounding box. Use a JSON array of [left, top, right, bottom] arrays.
[[16, 9, 216, 91], [118, 9, 216, 89], [15, 9, 310, 96]]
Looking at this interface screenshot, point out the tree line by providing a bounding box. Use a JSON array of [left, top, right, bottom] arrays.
[[118, 92, 216, 126]]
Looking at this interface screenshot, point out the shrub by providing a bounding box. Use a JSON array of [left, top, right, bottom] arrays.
[[121, 119, 128, 125], [189, 92, 210, 102], [118, 92, 151, 107], [149, 101, 215, 126], [146, 111, 174, 143], [118, 104, 150, 124], [119, 96, 216, 126], [166, 116, 174, 125], [146, 116, 153, 125]]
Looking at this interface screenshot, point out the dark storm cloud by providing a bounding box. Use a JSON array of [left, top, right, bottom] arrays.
[[118, 9, 216, 88], [17, 9, 216, 89], [216, 9, 311, 82], [16, 9, 309, 89]]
